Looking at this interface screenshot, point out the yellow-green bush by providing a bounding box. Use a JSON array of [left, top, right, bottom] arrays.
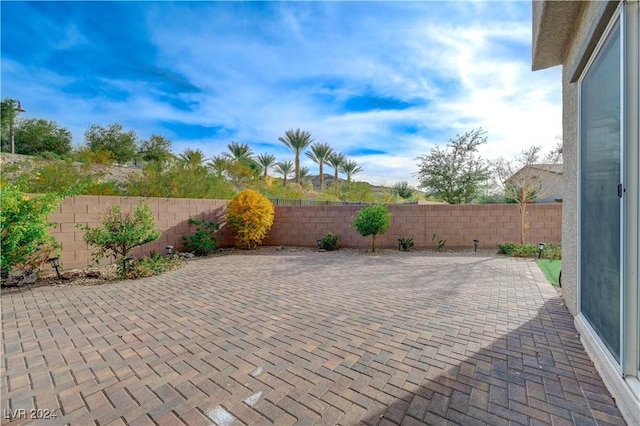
[[0, 183, 62, 276], [226, 189, 274, 249]]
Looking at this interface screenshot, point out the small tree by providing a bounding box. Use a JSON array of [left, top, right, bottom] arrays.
[[14, 118, 73, 157], [83, 123, 138, 165], [139, 134, 173, 164], [493, 145, 562, 244], [256, 153, 277, 179], [78, 202, 160, 275], [340, 159, 363, 183], [226, 189, 275, 249], [326, 152, 346, 193], [274, 161, 294, 186], [353, 204, 393, 252], [392, 181, 414, 199], [415, 128, 490, 204]]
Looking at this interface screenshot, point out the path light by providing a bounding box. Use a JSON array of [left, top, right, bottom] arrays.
[[124, 255, 135, 271], [47, 257, 62, 279], [398, 238, 403, 251], [166, 245, 174, 258], [316, 239, 322, 248], [538, 242, 546, 259], [473, 239, 479, 253]]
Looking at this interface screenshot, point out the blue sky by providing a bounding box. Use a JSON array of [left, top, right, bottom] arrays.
[[1, 1, 561, 186]]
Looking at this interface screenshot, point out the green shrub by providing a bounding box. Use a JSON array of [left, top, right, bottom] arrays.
[[542, 242, 562, 260], [497, 242, 516, 255], [512, 244, 539, 257], [353, 204, 393, 252], [399, 238, 414, 251], [227, 189, 275, 249], [0, 183, 62, 276], [182, 218, 220, 255], [432, 233, 446, 251], [320, 232, 339, 251], [497, 242, 559, 258], [15, 160, 95, 195], [78, 202, 160, 276], [124, 252, 183, 279]]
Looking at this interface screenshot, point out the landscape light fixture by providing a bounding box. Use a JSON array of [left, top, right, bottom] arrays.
[[48, 257, 62, 280], [473, 239, 479, 252], [124, 255, 135, 271], [398, 238, 403, 251], [316, 239, 322, 248], [538, 242, 546, 259], [165, 245, 174, 258]]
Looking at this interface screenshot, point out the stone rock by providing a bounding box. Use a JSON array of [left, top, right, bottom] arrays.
[[2, 270, 38, 287], [61, 270, 83, 279]]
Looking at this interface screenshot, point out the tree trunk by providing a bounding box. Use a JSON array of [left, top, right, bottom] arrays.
[[519, 187, 527, 244], [372, 235, 376, 252]]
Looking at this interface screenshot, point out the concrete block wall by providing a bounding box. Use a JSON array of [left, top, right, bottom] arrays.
[[49, 195, 232, 269], [265, 203, 561, 250], [47, 196, 561, 268]]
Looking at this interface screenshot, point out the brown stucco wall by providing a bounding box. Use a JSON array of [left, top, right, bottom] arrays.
[[48, 196, 562, 269]]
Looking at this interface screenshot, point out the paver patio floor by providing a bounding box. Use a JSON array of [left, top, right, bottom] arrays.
[[1, 251, 627, 425]]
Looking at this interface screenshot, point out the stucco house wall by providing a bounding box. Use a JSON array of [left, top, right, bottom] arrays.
[[532, 0, 640, 422]]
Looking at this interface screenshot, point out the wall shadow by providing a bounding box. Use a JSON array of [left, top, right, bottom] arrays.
[[358, 298, 626, 425]]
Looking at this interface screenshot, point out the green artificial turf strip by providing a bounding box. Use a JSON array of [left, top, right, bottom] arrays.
[[537, 259, 562, 287]]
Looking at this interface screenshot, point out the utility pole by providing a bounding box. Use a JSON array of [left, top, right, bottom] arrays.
[[9, 101, 25, 154]]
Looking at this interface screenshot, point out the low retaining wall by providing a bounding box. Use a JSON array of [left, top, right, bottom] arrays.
[[48, 195, 562, 268]]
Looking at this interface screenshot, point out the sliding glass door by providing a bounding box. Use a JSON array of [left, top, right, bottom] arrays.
[[579, 16, 622, 363]]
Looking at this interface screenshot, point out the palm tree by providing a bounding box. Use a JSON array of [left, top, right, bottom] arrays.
[[305, 142, 334, 190], [179, 148, 205, 169], [255, 153, 277, 179], [206, 155, 229, 178], [340, 159, 363, 183], [326, 152, 346, 192], [224, 141, 254, 162], [274, 160, 294, 186], [299, 166, 311, 184], [278, 129, 314, 185]]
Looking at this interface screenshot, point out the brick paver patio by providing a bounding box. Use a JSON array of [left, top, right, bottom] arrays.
[[1, 250, 626, 425]]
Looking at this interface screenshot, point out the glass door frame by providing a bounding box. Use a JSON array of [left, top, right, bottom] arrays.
[[576, 3, 624, 372]]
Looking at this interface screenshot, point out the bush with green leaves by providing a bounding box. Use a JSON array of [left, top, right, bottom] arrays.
[[542, 242, 562, 260], [320, 232, 339, 251], [497, 242, 556, 258], [432, 233, 446, 251], [399, 237, 414, 251], [182, 218, 220, 255], [353, 204, 393, 252], [124, 252, 183, 279], [78, 202, 160, 275], [0, 183, 62, 277]]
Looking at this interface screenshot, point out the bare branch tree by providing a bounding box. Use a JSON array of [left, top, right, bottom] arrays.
[[493, 145, 563, 244]]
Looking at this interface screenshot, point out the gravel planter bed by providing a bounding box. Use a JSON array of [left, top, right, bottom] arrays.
[[3, 246, 498, 289]]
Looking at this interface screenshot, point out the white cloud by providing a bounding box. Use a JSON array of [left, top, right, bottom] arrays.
[[2, 1, 562, 189]]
